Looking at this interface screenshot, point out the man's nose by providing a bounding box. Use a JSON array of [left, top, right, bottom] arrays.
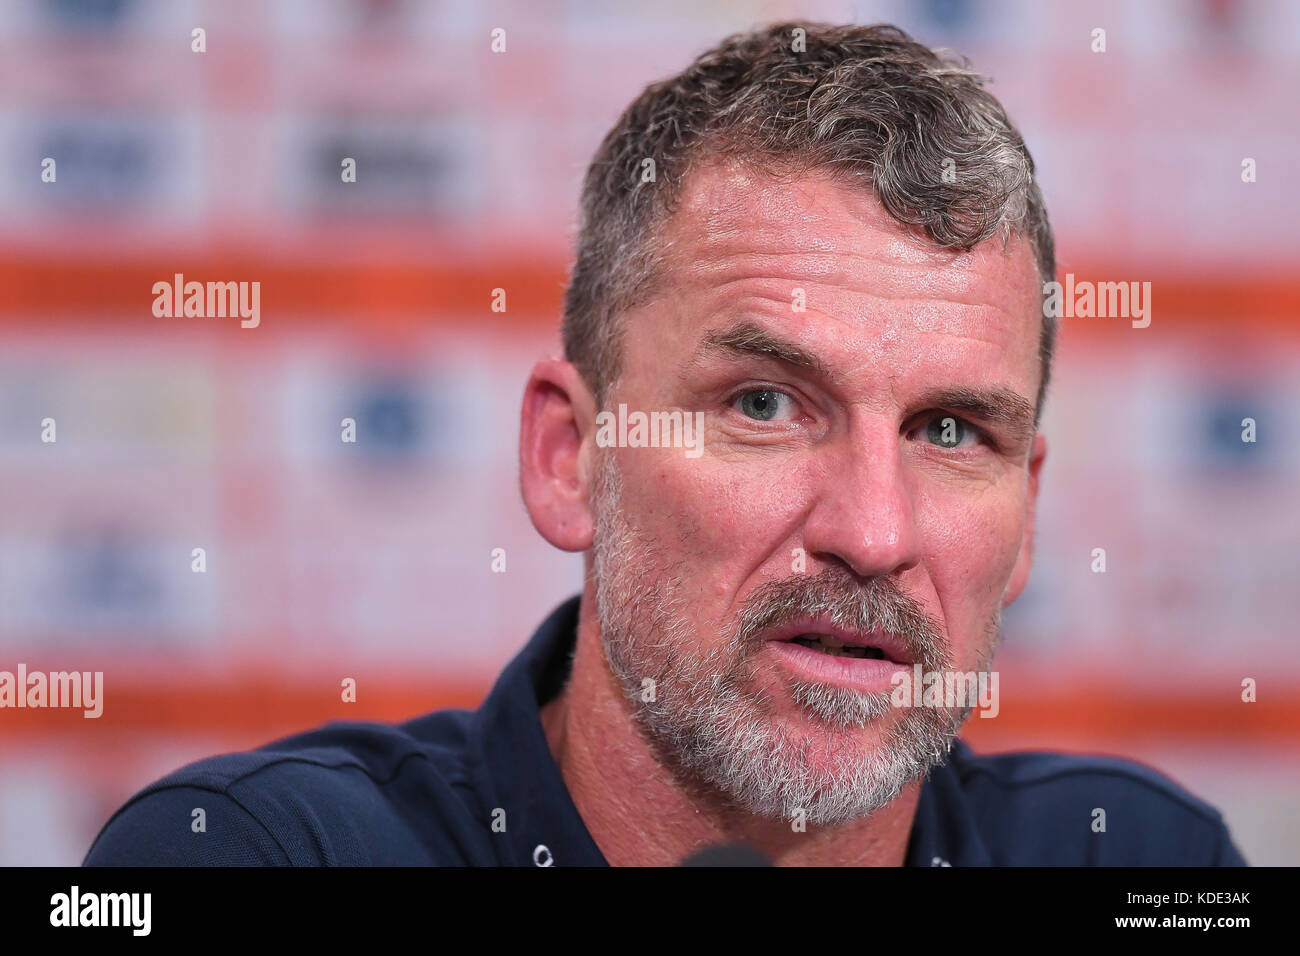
[[800, 426, 922, 580]]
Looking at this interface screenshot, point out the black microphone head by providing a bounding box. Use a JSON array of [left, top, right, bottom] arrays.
[[679, 843, 773, 866]]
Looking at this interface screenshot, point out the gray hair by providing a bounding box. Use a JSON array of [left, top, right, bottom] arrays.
[[562, 21, 1056, 420]]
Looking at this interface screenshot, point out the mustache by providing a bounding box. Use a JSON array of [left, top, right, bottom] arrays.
[[733, 569, 951, 671]]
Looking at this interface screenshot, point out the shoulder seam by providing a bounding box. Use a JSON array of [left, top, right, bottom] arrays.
[[86, 782, 294, 865], [224, 748, 437, 791]]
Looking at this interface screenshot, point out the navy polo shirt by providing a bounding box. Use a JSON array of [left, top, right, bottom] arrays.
[[84, 596, 1248, 866]]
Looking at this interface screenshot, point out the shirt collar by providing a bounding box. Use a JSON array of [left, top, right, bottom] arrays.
[[470, 595, 607, 866], [905, 738, 992, 866], [471, 595, 988, 866]]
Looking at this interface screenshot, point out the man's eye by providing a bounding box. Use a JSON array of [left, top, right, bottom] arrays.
[[734, 389, 795, 422], [924, 415, 980, 449]]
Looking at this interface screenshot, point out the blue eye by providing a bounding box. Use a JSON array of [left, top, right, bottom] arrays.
[[925, 415, 978, 448], [735, 389, 793, 422], [738, 390, 795, 421]]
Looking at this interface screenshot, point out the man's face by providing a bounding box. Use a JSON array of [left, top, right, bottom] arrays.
[[589, 159, 1044, 825]]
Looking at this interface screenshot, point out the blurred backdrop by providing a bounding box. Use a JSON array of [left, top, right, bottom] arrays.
[[1, 0, 1297, 865]]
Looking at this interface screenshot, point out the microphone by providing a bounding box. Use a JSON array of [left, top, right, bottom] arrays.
[[679, 843, 773, 866]]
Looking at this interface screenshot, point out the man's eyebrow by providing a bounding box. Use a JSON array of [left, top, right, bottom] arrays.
[[691, 324, 1038, 433], [920, 386, 1038, 436], [694, 321, 831, 377]]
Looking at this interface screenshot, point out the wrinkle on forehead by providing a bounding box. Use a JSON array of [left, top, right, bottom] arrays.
[[656, 159, 1039, 321]]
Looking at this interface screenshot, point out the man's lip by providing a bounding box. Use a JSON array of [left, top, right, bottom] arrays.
[[764, 619, 914, 665]]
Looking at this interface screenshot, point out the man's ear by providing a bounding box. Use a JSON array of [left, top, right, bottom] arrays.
[[519, 358, 597, 552], [1003, 431, 1047, 607]]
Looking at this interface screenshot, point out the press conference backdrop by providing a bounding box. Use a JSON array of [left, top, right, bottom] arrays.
[[1, 0, 1297, 865]]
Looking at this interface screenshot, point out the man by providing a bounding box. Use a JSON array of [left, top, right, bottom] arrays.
[[86, 22, 1246, 866]]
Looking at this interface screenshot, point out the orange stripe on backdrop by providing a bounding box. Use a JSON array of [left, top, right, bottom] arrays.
[[0, 257, 1298, 330], [957, 683, 1297, 747], [0, 256, 568, 325], [0, 679, 1295, 742], [0, 677, 486, 738]]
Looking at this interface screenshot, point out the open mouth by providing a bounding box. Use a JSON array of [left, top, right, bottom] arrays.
[[788, 635, 889, 660], [766, 620, 913, 692]]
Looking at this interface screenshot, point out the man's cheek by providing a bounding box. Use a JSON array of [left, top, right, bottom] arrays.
[[619, 461, 733, 571], [656, 460, 801, 548], [919, 494, 1024, 603]]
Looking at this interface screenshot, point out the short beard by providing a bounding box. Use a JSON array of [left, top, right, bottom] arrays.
[[591, 451, 1001, 826]]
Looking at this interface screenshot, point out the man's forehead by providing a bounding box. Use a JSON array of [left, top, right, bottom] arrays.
[[654, 158, 1041, 327]]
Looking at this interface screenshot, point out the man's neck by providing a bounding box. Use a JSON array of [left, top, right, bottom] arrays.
[[539, 594, 923, 867]]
